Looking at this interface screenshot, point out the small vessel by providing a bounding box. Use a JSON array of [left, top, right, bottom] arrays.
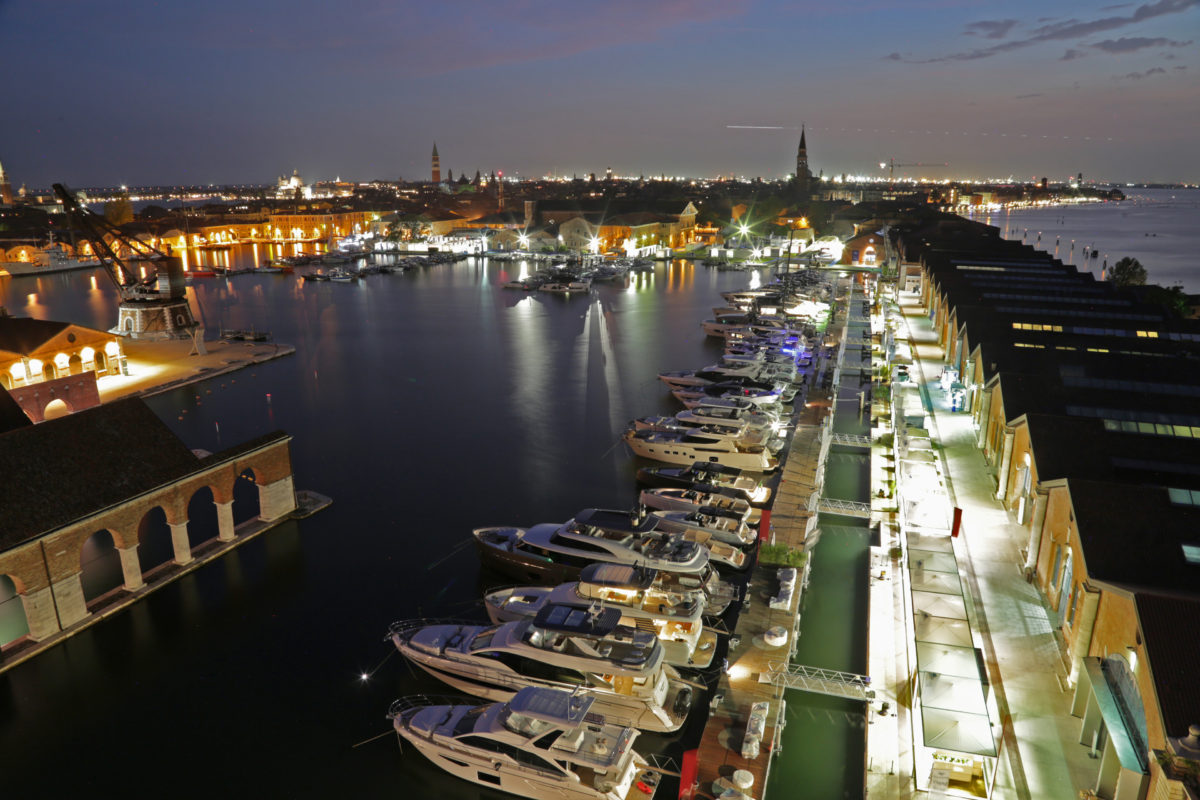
[[639, 488, 752, 523], [539, 282, 573, 294], [635, 462, 771, 505], [647, 507, 755, 551], [670, 381, 783, 409], [676, 404, 780, 433], [389, 604, 695, 732], [484, 564, 718, 668], [389, 687, 661, 800], [623, 428, 778, 472], [473, 509, 709, 585], [327, 267, 359, 282]]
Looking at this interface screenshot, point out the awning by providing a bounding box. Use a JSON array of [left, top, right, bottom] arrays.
[[917, 642, 983, 679], [922, 706, 996, 757], [912, 591, 968, 620], [914, 615, 974, 648], [919, 671, 989, 716], [1082, 657, 1149, 773]]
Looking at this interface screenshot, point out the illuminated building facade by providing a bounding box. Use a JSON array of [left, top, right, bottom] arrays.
[[904, 225, 1200, 800], [0, 160, 13, 205], [0, 316, 124, 395]]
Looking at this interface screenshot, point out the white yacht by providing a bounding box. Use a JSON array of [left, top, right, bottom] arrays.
[[670, 383, 782, 410], [484, 565, 718, 669], [639, 488, 753, 523], [635, 462, 772, 505], [390, 686, 660, 800], [676, 404, 780, 433], [389, 604, 696, 733], [648, 508, 756, 552], [685, 395, 782, 420], [628, 417, 776, 451], [624, 428, 778, 472]]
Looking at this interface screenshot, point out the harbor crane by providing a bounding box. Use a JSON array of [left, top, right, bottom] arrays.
[[52, 183, 202, 344], [879, 158, 949, 183]]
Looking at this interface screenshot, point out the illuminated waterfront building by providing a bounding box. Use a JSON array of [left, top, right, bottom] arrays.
[[0, 160, 13, 205]]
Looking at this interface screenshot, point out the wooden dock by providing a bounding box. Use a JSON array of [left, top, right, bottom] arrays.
[[690, 391, 834, 800]]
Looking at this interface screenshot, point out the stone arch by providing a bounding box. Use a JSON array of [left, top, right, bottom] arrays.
[[0, 574, 31, 647], [54, 352, 70, 374], [232, 468, 261, 524], [186, 485, 220, 550], [80, 529, 124, 604], [95, 351, 108, 374], [43, 398, 71, 421], [0, 372, 10, 390], [42, 362, 57, 381], [137, 506, 174, 575], [68, 353, 83, 375]]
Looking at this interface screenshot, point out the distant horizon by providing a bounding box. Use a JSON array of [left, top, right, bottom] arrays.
[[11, 172, 1197, 196], [2, 1, 1196, 189]]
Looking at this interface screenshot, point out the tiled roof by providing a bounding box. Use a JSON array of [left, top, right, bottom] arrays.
[[0, 398, 201, 548], [1067, 478, 1200, 595], [0, 317, 70, 356], [1135, 591, 1200, 739]]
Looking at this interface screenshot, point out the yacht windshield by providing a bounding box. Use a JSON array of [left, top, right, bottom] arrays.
[[500, 709, 555, 738], [469, 630, 496, 651]]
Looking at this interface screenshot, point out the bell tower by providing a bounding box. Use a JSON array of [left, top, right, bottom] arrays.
[[795, 126, 811, 196], [0, 160, 13, 205], [431, 143, 441, 184]]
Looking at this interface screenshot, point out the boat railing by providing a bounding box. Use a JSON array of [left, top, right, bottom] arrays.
[[384, 618, 483, 642], [387, 693, 482, 720]]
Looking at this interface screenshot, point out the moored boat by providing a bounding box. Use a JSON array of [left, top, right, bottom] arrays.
[[484, 565, 718, 668], [389, 687, 661, 800], [389, 604, 695, 733], [623, 428, 778, 472], [635, 461, 771, 505]]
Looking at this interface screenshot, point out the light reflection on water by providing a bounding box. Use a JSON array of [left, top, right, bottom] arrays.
[[0, 252, 758, 796]]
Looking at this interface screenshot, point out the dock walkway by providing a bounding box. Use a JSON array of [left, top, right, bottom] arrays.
[[690, 290, 848, 800]]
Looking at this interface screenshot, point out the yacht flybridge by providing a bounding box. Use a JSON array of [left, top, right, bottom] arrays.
[[484, 564, 718, 669], [389, 604, 695, 733], [389, 686, 660, 800]]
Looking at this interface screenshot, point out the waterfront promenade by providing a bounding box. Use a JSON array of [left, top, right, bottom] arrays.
[[100, 337, 294, 402], [863, 290, 1099, 799]]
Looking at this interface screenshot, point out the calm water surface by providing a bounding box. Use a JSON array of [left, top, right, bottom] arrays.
[[971, 187, 1200, 292], [1, 256, 766, 797]]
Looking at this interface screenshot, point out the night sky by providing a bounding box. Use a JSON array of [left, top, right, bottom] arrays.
[[1, 0, 1196, 188]]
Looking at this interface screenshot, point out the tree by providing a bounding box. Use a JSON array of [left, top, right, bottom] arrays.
[[104, 197, 133, 226], [1108, 256, 1147, 287]]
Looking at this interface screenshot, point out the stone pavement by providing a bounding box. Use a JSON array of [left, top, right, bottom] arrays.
[[96, 337, 294, 403], [895, 291, 1097, 800]]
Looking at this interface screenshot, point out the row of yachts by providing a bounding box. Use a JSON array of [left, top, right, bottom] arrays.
[[622, 287, 822, 474], [383, 280, 825, 800]]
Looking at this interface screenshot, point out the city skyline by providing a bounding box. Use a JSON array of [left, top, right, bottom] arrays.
[[1, 0, 1197, 188]]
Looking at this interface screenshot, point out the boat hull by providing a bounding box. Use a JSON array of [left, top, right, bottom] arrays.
[[399, 647, 690, 733], [397, 725, 656, 800], [625, 438, 776, 472]]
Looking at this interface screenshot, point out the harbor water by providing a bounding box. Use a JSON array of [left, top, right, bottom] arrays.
[[976, 188, 1200, 292], [0, 255, 854, 798]]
